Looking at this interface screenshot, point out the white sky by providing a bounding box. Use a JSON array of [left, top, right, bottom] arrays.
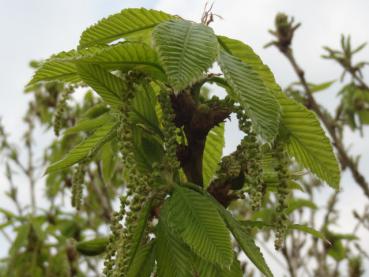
[[0, 0, 368, 275]]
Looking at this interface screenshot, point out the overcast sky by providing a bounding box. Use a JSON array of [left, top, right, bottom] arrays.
[[0, 0, 368, 275]]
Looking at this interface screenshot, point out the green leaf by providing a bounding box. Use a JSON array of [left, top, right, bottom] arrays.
[[152, 19, 218, 90], [167, 186, 233, 267], [217, 36, 340, 188], [277, 93, 340, 188], [80, 42, 165, 80], [76, 237, 109, 256], [308, 80, 335, 93], [127, 242, 155, 277], [215, 203, 273, 277], [194, 254, 243, 277], [9, 223, 30, 256], [156, 204, 193, 277], [64, 113, 112, 135], [46, 122, 117, 173], [76, 64, 124, 107], [203, 124, 225, 187], [79, 8, 174, 48], [285, 198, 317, 214], [27, 48, 100, 86], [288, 224, 326, 240], [218, 49, 280, 142], [125, 199, 153, 274]]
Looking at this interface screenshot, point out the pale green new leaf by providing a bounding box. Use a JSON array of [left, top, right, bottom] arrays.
[[80, 42, 165, 80], [64, 113, 113, 135], [288, 224, 326, 241], [79, 8, 174, 48], [217, 36, 340, 188], [215, 203, 273, 277], [152, 20, 218, 90], [46, 122, 117, 173], [277, 93, 340, 188], [76, 64, 123, 107], [285, 198, 317, 214], [167, 186, 233, 267], [28, 48, 100, 86], [76, 237, 109, 256], [203, 124, 225, 187], [218, 49, 280, 142]]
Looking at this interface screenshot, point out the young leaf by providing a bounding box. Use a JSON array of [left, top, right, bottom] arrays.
[[217, 36, 340, 188], [203, 123, 225, 187], [76, 64, 124, 107], [125, 199, 153, 274], [152, 19, 218, 90], [79, 8, 174, 48], [64, 113, 112, 136], [46, 122, 118, 173], [127, 242, 155, 277], [215, 203, 273, 277], [156, 205, 194, 277], [277, 92, 340, 188], [80, 42, 165, 80], [285, 198, 317, 214], [167, 186, 233, 267], [288, 224, 326, 241], [76, 237, 109, 256], [218, 49, 280, 142], [193, 253, 243, 277], [27, 48, 100, 86]]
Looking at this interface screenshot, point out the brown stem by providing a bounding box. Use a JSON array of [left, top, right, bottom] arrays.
[[172, 89, 231, 187]]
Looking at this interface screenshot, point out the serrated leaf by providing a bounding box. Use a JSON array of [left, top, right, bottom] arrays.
[[277, 93, 340, 188], [218, 49, 280, 142], [217, 36, 340, 188], [64, 113, 112, 135], [167, 186, 233, 267], [79, 8, 174, 48], [203, 124, 225, 187], [215, 202, 273, 277], [125, 199, 153, 274], [80, 42, 165, 80], [127, 242, 155, 277], [153, 19, 218, 90], [194, 253, 243, 277], [156, 203, 193, 277], [46, 122, 117, 173], [76, 64, 123, 107], [27, 48, 100, 86]]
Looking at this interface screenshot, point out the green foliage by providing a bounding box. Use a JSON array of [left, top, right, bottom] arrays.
[[6, 6, 351, 277], [46, 122, 117, 173], [277, 92, 340, 188], [79, 8, 174, 48], [167, 186, 233, 267], [203, 123, 224, 187], [153, 19, 219, 90], [76, 237, 109, 256], [218, 48, 280, 142]]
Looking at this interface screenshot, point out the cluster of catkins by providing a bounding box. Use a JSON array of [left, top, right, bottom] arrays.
[[234, 106, 265, 211], [272, 140, 290, 250], [53, 86, 73, 136], [103, 77, 154, 276], [104, 79, 179, 276]]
